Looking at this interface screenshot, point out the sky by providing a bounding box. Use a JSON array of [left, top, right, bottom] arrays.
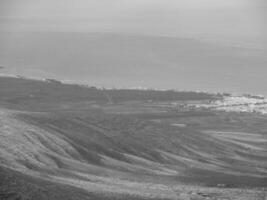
[[0, 0, 267, 94], [0, 0, 266, 43]]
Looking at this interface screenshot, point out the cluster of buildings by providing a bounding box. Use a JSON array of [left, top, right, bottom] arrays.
[[194, 95, 267, 114]]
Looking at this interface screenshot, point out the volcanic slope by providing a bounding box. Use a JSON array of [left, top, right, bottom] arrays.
[[0, 77, 267, 200]]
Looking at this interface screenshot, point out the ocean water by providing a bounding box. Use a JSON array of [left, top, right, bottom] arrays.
[[0, 32, 267, 95]]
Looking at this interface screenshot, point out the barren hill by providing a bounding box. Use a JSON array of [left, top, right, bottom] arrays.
[[0, 77, 266, 200]]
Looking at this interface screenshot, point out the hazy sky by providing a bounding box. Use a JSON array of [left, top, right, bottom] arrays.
[[0, 0, 267, 94], [0, 0, 266, 43]]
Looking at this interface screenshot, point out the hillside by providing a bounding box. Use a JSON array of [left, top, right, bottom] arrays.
[[0, 77, 266, 200]]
